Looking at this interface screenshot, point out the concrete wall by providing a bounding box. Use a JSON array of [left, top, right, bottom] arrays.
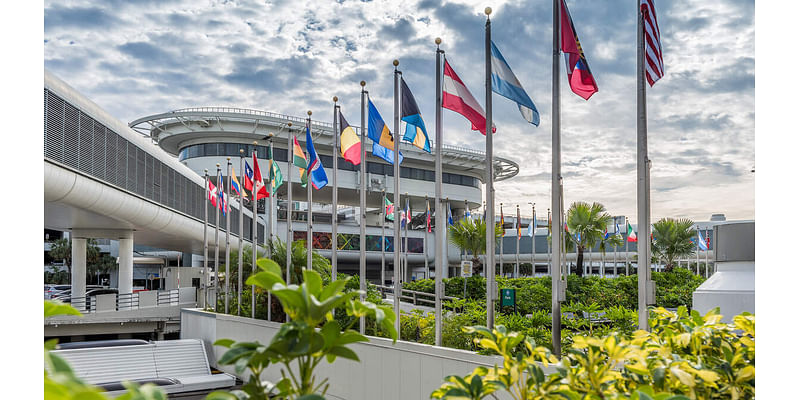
[[181, 309, 556, 400]]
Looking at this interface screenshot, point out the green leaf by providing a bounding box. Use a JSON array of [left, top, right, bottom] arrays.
[[217, 346, 254, 365], [320, 320, 341, 348], [246, 271, 284, 292], [256, 257, 283, 275], [335, 331, 368, 346], [214, 338, 236, 348], [318, 277, 349, 301], [296, 395, 326, 400], [303, 269, 323, 297], [45, 300, 82, 319], [328, 345, 360, 362], [205, 390, 244, 400]]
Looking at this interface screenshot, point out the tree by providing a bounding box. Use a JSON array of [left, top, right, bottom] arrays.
[[651, 217, 696, 272], [565, 202, 612, 277], [448, 218, 503, 275], [87, 254, 117, 285], [268, 238, 331, 284], [47, 238, 100, 276]]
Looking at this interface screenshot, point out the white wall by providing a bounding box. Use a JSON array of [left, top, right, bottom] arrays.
[[181, 309, 556, 400]]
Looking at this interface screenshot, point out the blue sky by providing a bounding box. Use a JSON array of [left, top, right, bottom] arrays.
[[43, 0, 755, 222]]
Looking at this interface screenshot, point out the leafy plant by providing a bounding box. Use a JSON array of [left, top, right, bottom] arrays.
[[651, 218, 697, 272], [448, 218, 503, 275], [209, 258, 397, 399], [565, 201, 613, 277], [431, 307, 755, 399]]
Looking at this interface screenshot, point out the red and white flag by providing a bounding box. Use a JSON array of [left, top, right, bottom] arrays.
[[207, 180, 218, 208], [252, 154, 269, 200], [641, 0, 664, 86], [442, 59, 496, 135]]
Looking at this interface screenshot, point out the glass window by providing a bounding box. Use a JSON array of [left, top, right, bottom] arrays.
[[400, 167, 411, 178], [178, 149, 186, 161], [257, 145, 267, 159], [274, 148, 288, 162], [204, 143, 218, 156], [368, 162, 383, 175], [320, 155, 333, 166], [424, 170, 434, 181], [225, 143, 237, 156]]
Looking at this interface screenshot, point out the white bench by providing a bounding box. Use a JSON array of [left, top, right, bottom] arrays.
[[51, 339, 235, 396]]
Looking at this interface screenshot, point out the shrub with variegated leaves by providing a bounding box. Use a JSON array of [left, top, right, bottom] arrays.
[[432, 306, 754, 399]]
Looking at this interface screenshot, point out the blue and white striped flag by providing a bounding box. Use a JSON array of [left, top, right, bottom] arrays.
[[490, 41, 540, 126]]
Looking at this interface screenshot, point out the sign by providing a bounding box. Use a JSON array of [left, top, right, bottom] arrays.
[[461, 261, 473, 278], [500, 288, 516, 307]]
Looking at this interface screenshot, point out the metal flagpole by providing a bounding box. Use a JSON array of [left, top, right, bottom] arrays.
[[333, 97, 340, 286], [287, 124, 294, 289], [614, 218, 618, 277], [306, 112, 313, 271], [484, 7, 496, 330], [213, 164, 221, 312], [424, 196, 429, 280], [547, 208, 551, 276], [695, 228, 699, 275], [626, 217, 630, 275], [705, 230, 709, 277], [203, 170, 209, 309], [238, 151, 244, 316], [266, 134, 274, 321], [551, 0, 563, 357], [637, 0, 654, 330], [392, 59, 402, 334], [403, 194, 409, 283], [250, 144, 258, 318], [515, 205, 520, 278], [359, 82, 368, 334], [381, 189, 386, 288], [499, 203, 504, 277], [225, 158, 232, 314], [530, 203, 535, 277]]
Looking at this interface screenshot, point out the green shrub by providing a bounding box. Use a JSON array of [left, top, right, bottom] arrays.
[[432, 307, 755, 399]]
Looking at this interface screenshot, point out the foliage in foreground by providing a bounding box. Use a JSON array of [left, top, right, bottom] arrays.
[[432, 306, 755, 400], [207, 258, 397, 400], [44, 301, 167, 400]]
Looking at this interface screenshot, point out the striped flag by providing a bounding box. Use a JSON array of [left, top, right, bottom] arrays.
[[640, 0, 665, 86], [338, 110, 361, 165], [442, 59, 495, 135], [490, 41, 540, 126], [560, 0, 599, 100]]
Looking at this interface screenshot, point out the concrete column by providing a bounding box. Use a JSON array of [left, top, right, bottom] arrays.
[[71, 238, 87, 310], [118, 237, 134, 295]]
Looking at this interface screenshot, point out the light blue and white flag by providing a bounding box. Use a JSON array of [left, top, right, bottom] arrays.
[[527, 212, 536, 237], [490, 41, 540, 126], [697, 231, 708, 251]]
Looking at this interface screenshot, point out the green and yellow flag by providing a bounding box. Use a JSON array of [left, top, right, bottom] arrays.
[[267, 146, 284, 193]]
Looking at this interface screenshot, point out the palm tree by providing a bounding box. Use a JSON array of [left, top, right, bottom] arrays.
[[565, 202, 612, 277], [268, 238, 331, 284], [48, 238, 100, 276], [651, 218, 696, 272], [448, 218, 503, 275]]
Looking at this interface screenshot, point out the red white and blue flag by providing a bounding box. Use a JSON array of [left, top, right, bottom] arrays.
[[207, 180, 218, 208], [252, 153, 269, 200], [243, 161, 254, 192], [305, 124, 328, 190], [641, 0, 665, 86], [561, 0, 599, 100]]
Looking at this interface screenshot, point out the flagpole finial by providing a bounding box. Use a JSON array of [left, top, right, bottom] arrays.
[[204, 168, 208, 174], [485, 7, 492, 15], [393, 59, 399, 67], [252, 141, 258, 145], [216, 163, 220, 168], [239, 149, 244, 155], [360, 80, 366, 87], [287, 122, 292, 127], [307, 110, 312, 116], [267, 132, 274, 138], [333, 96, 338, 103], [227, 157, 231, 161], [435, 37, 442, 45]]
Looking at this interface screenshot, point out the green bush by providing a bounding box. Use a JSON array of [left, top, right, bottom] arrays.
[[432, 307, 755, 400]]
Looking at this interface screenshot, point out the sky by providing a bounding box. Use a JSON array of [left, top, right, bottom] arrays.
[[42, 0, 755, 223]]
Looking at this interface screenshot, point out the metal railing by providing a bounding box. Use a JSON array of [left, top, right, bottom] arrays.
[[375, 285, 457, 308], [67, 288, 196, 314]]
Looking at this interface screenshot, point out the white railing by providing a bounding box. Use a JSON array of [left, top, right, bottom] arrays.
[[69, 288, 197, 314], [375, 285, 458, 308]]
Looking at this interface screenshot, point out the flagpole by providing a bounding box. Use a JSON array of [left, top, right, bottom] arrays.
[[547, 208, 551, 276], [516, 205, 520, 278], [636, 0, 653, 330], [404, 194, 409, 284], [332, 97, 339, 288], [530, 203, 535, 277], [614, 218, 618, 277], [695, 227, 699, 275], [225, 157, 232, 314], [203, 169, 209, 309], [214, 163, 221, 312], [381, 189, 386, 289], [626, 217, 630, 275], [238, 151, 244, 316], [287, 123, 294, 289], [551, 0, 563, 357], [392, 59, 402, 335], [705, 230, 709, 277], [499, 203, 503, 277], [424, 196, 429, 281], [250, 144, 258, 318], [306, 111, 313, 272], [359, 82, 368, 334], [484, 7, 496, 330], [266, 133, 274, 321]]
